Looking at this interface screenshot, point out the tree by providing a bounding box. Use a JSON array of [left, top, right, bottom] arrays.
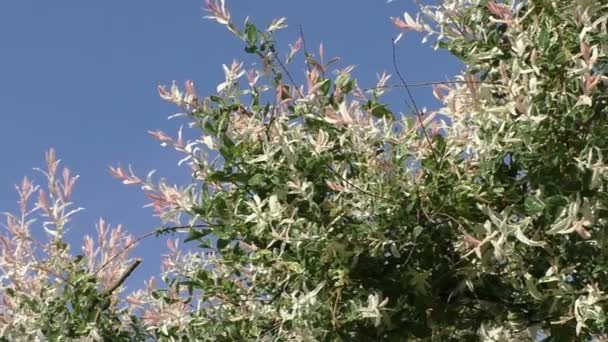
[[1, 0, 607, 340]]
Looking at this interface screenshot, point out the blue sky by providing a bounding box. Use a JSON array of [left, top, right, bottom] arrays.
[[0, 1, 460, 289]]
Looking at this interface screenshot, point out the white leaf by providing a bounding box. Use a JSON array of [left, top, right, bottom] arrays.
[[525, 273, 543, 300], [268, 195, 280, 216], [394, 33, 404, 44], [514, 227, 546, 247], [546, 217, 572, 235]]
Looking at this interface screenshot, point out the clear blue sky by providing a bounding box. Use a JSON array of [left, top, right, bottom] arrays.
[[0, 1, 460, 289]]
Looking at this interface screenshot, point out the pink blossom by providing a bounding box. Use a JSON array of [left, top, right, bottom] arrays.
[[109, 166, 142, 185], [145, 277, 156, 293], [148, 130, 173, 146], [126, 292, 146, 306], [267, 17, 287, 32], [166, 239, 178, 254], [581, 42, 591, 63], [287, 37, 303, 61], [45, 149, 59, 178], [15, 177, 36, 215], [204, 0, 231, 25], [306, 69, 320, 95], [326, 181, 345, 192], [276, 84, 292, 105], [376, 71, 391, 89], [415, 111, 439, 130], [61, 168, 78, 199], [432, 84, 452, 102], [391, 13, 423, 32], [0, 150, 144, 336], [146, 187, 181, 216], [463, 232, 482, 249], [319, 43, 325, 63], [573, 220, 592, 240], [584, 74, 601, 95], [158, 82, 183, 106], [83, 235, 95, 270], [246, 69, 260, 87], [184, 80, 197, 100], [158, 84, 173, 102], [487, 1, 513, 25]]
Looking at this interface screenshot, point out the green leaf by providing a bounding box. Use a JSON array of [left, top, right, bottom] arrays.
[[191, 205, 207, 217], [245, 22, 258, 46], [412, 226, 424, 238], [524, 273, 544, 300], [371, 104, 394, 119], [217, 238, 231, 250], [184, 229, 207, 243], [248, 174, 265, 186], [197, 239, 214, 249], [209, 95, 224, 103], [206, 170, 229, 182], [524, 196, 545, 215], [319, 79, 331, 95]]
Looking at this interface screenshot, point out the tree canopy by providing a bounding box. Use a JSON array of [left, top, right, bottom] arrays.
[[1, 0, 608, 340]]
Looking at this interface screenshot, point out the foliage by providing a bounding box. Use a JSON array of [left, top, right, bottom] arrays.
[[0, 150, 141, 341], [1, 0, 608, 340]]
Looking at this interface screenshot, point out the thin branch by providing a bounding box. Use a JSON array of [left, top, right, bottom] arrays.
[[401, 235, 419, 268], [298, 24, 312, 74], [363, 80, 501, 92], [94, 224, 209, 275], [268, 45, 304, 98], [391, 38, 438, 159], [102, 258, 142, 297]]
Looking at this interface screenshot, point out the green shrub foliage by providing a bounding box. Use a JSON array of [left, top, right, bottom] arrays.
[[2, 1, 607, 340]]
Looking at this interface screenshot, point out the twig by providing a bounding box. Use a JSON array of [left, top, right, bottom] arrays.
[[391, 38, 438, 159], [401, 235, 419, 268], [363, 80, 501, 92], [298, 24, 312, 73], [102, 258, 142, 297], [268, 45, 304, 98], [94, 224, 209, 275]]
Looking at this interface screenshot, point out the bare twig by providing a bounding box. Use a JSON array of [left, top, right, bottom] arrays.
[[298, 24, 312, 73], [94, 224, 209, 275], [363, 80, 500, 92], [391, 39, 438, 159], [102, 258, 142, 296], [268, 45, 304, 98]]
